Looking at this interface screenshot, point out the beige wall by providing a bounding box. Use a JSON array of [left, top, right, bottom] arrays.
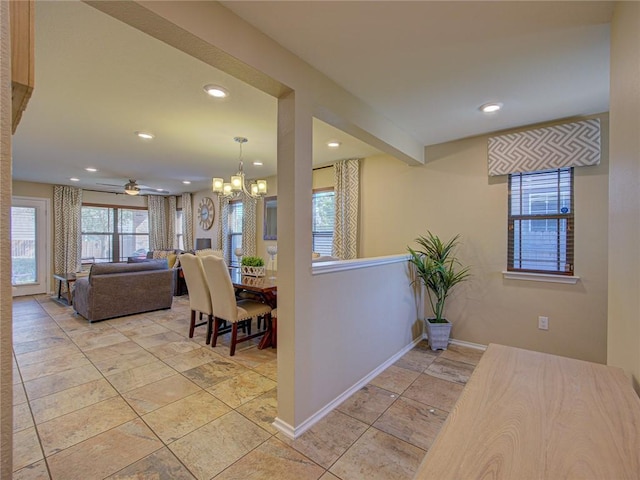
[[607, 1, 640, 392], [360, 114, 610, 363]]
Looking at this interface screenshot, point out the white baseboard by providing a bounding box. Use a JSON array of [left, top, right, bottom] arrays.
[[449, 338, 487, 351], [272, 336, 423, 440], [422, 331, 487, 351]]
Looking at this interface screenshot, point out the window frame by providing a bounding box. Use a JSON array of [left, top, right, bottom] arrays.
[[227, 199, 243, 266], [507, 168, 574, 276], [312, 187, 335, 256], [175, 208, 184, 250], [81, 204, 149, 263]]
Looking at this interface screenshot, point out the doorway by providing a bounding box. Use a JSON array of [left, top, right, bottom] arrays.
[[11, 196, 50, 296]]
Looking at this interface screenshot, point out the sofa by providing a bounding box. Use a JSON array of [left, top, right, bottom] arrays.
[[137, 248, 224, 296], [127, 249, 185, 296], [73, 260, 174, 322]]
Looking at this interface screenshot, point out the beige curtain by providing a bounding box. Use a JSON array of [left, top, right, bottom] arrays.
[[54, 185, 83, 278], [217, 196, 230, 261], [333, 158, 360, 260], [167, 196, 176, 250], [148, 195, 168, 250], [242, 195, 257, 257], [181, 193, 193, 251]]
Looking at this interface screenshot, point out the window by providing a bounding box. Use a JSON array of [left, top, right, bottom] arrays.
[[312, 189, 335, 256], [81, 206, 149, 262], [228, 200, 243, 266], [175, 209, 183, 250], [508, 168, 574, 275], [11, 206, 37, 284]]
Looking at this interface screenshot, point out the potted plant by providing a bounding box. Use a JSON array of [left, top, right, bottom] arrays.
[[408, 231, 470, 350], [241, 256, 266, 277]]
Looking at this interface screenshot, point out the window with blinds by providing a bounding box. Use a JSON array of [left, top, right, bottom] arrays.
[[508, 168, 574, 275], [228, 200, 243, 266], [312, 189, 335, 256], [81, 206, 149, 262]]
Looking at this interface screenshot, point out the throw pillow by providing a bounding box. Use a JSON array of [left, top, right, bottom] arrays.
[[167, 253, 178, 269], [152, 250, 173, 260]]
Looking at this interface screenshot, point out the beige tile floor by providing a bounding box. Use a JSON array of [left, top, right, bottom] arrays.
[[12, 294, 482, 480]]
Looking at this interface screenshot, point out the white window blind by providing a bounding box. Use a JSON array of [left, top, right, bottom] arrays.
[[312, 190, 335, 256], [508, 168, 574, 275]]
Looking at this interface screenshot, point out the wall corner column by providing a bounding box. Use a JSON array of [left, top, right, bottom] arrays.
[[275, 90, 314, 432], [0, 0, 14, 474]]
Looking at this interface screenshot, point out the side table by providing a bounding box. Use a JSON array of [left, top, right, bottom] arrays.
[[53, 272, 77, 305]]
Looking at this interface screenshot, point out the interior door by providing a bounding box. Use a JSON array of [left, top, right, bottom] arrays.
[[11, 197, 50, 296]]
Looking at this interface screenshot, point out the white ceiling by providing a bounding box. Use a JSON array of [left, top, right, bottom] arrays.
[[11, 1, 613, 196]]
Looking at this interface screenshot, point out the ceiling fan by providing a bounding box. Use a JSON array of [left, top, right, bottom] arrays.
[[96, 179, 164, 196]]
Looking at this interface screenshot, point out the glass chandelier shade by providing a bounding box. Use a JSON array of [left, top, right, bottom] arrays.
[[212, 137, 267, 199]]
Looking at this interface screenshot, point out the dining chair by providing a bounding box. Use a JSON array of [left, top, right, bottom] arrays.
[[201, 255, 272, 356], [178, 253, 214, 342]]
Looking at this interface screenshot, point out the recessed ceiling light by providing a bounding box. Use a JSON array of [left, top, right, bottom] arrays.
[[70, 177, 80, 182], [85, 167, 97, 172], [182, 180, 191, 185], [480, 102, 503, 113], [327, 141, 341, 148], [203, 84, 228, 98], [135, 131, 155, 140], [253, 161, 263, 166]]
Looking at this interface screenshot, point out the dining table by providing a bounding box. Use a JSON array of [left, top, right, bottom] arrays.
[[229, 268, 277, 349]]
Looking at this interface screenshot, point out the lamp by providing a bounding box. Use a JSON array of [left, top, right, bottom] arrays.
[[212, 137, 267, 199]]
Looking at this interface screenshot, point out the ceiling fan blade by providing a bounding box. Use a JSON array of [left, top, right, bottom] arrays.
[[96, 182, 124, 187]]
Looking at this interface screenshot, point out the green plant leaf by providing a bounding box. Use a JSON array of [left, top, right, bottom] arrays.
[[407, 231, 470, 322]]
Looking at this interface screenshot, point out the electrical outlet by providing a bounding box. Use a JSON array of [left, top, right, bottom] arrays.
[[538, 316, 549, 330]]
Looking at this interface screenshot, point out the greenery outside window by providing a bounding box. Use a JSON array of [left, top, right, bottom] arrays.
[[508, 168, 574, 275], [312, 189, 335, 256], [81, 205, 149, 262]]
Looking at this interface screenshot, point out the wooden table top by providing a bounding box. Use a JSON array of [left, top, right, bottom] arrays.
[[414, 343, 640, 479], [53, 272, 78, 281], [229, 268, 277, 294]]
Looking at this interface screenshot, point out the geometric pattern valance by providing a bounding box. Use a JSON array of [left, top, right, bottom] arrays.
[[488, 118, 601, 176]]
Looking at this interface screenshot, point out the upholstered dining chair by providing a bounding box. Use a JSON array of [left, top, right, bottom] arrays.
[[178, 253, 214, 343], [201, 255, 273, 356]]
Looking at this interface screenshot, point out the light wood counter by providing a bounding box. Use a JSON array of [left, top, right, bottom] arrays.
[[414, 344, 640, 479]]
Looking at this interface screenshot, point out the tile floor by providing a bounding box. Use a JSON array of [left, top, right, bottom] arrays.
[[11, 294, 483, 480]]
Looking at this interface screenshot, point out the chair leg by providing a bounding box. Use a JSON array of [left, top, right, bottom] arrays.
[[230, 323, 239, 356], [272, 315, 277, 348], [212, 317, 221, 347], [189, 310, 196, 338], [206, 314, 213, 345]]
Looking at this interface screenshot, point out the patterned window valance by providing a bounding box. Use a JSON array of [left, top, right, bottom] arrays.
[[487, 118, 601, 176]]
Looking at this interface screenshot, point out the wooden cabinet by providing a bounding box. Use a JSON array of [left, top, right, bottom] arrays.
[[10, 0, 34, 134]]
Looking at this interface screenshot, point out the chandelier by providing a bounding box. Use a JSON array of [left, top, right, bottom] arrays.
[[212, 137, 267, 199]]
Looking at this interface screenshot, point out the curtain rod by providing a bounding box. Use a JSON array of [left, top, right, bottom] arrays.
[[313, 165, 333, 171]]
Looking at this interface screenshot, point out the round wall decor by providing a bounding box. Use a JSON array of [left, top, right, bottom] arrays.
[[198, 197, 215, 230]]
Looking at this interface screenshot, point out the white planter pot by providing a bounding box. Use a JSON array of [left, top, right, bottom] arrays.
[[425, 318, 452, 351], [241, 265, 265, 277]]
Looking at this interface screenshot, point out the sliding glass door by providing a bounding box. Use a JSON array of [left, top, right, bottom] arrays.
[[11, 197, 50, 296]]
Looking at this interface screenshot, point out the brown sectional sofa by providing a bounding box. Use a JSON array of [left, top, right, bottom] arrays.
[[73, 260, 174, 322]]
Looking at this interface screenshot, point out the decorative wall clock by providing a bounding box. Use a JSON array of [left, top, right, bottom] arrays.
[[198, 197, 215, 230]]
